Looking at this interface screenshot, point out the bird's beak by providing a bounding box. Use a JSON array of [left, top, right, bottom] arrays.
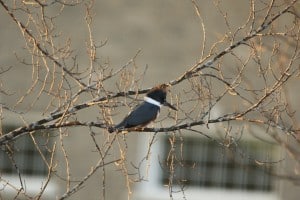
[[164, 101, 177, 111]]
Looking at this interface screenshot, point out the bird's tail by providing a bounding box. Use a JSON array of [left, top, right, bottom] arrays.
[[108, 122, 125, 133], [108, 126, 115, 133]]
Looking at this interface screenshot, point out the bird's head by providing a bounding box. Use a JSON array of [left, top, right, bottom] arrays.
[[146, 84, 177, 110]]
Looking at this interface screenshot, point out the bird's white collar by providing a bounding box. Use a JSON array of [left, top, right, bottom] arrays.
[[144, 96, 162, 108]]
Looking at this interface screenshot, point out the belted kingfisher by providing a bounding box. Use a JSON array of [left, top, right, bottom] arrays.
[[109, 84, 177, 133]]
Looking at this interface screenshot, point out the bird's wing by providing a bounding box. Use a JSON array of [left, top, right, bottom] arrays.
[[115, 102, 160, 129]]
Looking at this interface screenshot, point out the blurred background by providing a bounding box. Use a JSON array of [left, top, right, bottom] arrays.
[[0, 0, 299, 200]]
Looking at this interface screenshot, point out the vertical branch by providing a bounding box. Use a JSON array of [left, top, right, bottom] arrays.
[[59, 129, 71, 192], [191, 0, 207, 60]]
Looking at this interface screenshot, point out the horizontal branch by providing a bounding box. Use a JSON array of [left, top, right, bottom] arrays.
[[123, 117, 297, 138], [0, 88, 150, 145], [2, 110, 297, 147]]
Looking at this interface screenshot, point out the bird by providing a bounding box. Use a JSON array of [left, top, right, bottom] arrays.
[[108, 84, 177, 133]]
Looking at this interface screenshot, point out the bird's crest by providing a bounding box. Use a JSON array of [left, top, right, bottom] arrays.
[[147, 83, 170, 94]]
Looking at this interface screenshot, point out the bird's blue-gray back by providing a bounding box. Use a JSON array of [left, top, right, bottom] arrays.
[[115, 102, 160, 129]]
